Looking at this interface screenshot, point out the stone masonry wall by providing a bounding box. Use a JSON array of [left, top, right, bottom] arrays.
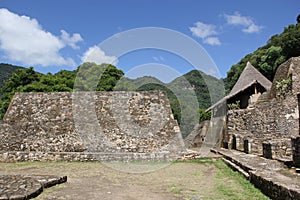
[[227, 96, 298, 156], [184, 120, 210, 148], [0, 91, 183, 161], [226, 57, 300, 158]]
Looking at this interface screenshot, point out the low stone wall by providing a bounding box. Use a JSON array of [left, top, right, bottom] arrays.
[[0, 91, 184, 162], [249, 170, 300, 200], [0, 151, 176, 162], [213, 148, 300, 200]]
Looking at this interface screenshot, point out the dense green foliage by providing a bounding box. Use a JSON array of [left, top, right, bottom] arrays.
[[0, 67, 40, 119], [199, 108, 211, 122], [0, 63, 124, 119], [170, 70, 224, 108], [0, 63, 24, 93], [224, 24, 300, 92], [74, 62, 124, 91]]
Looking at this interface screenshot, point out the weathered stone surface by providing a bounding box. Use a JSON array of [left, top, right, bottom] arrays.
[[184, 120, 210, 148], [0, 91, 184, 162], [213, 148, 300, 200], [0, 152, 177, 162], [262, 139, 292, 159], [226, 57, 300, 158], [0, 175, 67, 200]]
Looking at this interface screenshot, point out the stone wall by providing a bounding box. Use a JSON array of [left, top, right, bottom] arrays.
[[0, 91, 184, 162], [184, 120, 209, 148], [226, 57, 300, 158], [262, 138, 293, 159]]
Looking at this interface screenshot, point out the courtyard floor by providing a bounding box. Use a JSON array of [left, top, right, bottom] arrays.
[[0, 158, 268, 200]]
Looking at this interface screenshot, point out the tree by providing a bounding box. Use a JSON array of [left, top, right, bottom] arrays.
[[0, 63, 125, 119], [74, 62, 124, 91], [199, 109, 211, 122], [225, 23, 300, 92], [258, 46, 285, 80], [0, 67, 40, 118], [297, 14, 300, 24]]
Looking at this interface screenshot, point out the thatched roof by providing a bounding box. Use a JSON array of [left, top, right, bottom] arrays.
[[227, 61, 272, 99], [207, 62, 272, 111]]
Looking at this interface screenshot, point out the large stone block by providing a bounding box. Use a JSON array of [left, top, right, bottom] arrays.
[[0, 91, 184, 161]]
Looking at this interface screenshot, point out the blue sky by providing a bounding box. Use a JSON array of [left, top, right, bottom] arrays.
[[0, 0, 298, 82]]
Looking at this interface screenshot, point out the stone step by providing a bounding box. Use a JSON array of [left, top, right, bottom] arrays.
[[222, 157, 250, 179]]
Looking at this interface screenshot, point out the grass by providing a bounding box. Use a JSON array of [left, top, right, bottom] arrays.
[[213, 159, 269, 200], [0, 159, 270, 200], [176, 158, 270, 200]]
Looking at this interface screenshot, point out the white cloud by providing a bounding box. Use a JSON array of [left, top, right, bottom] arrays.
[[243, 24, 262, 34], [0, 8, 82, 67], [224, 12, 263, 33], [189, 21, 221, 46], [81, 46, 118, 65], [204, 37, 221, 46], [189, 22, 218, 39], [60, 30, 83, 49]]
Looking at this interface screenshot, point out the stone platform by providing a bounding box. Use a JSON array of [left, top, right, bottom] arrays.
[[0, 175, 67, 200], [212, 148, 300, 200], [0, 91, 183, 161]]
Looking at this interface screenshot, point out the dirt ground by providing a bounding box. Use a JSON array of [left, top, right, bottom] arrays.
[[0, 160, 266, 200]]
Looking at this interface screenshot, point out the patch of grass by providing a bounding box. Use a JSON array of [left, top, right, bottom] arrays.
[[213, 160, 270, 200]]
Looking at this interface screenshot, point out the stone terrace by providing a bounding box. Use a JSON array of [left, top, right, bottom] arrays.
[[212, 148, 300, 200], [0, 91, 184, 162]]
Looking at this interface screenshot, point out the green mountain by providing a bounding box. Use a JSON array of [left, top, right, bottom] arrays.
[[224, 23, 300, 93], [169, 70, 224, 108], [116, 70, 224, 138], [0, 63, 24, 93]]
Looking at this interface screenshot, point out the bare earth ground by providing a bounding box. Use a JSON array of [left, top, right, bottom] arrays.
[[0, 160, 268, 200]]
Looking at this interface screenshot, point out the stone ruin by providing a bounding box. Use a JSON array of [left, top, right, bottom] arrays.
[[0, 91, 184, 162], [184, 120, 210, 148], [222, 57, 300, 168]]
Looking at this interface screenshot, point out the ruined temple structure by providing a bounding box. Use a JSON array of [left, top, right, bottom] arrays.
[[209, 61, 272, 111], [185, 62, 273, 150], [0, 91, 185, 162], [219, 57, 300, 165]]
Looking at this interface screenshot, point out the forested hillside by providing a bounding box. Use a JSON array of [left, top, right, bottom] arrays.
[[0, 63, 124, 119], [0, 63, 24, 93], [224, 23, 300, 92], [115, 70, 224, 137]]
